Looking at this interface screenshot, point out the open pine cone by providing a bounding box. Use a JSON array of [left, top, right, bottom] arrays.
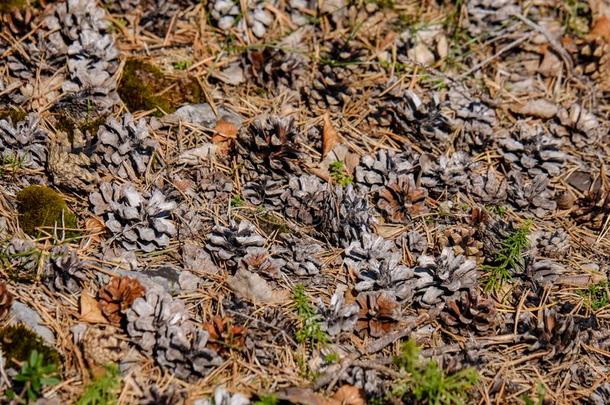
[[440, 290, 498, 334], [376, 174, 428, 223], [203, 315, 247, 354], [98, 276, 146, 325], [355, 291, 402, 338]]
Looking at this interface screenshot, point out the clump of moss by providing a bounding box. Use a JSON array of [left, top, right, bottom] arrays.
[[16, 186, 77, 237], [0, 107, 27, 123], [118, 59, 203, 116], [0, 0, 26, 13], [0, 324, 60, 369]]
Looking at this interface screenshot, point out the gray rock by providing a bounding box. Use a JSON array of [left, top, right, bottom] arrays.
[[10, 302, 55, 345]]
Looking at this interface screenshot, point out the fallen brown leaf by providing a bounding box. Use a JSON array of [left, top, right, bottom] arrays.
[[332, 385, 366, 405], [80, 292, 108, 324], [277, 387, 339, 405], [510, 99, 558, 119], [322, 114, 340, 158], [213, 119, 238, 154], [590, 16, 610, 41]]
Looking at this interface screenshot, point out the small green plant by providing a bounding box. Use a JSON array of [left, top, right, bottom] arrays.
[[482, 221, 532, 292], [292, 284, 329, 345], [173, 60, 190, 70], [391, 339, 478, 405], [230, 195, 244, 207], [253, 394, 279, 405], [579, 281, 610, 312], [0, 324, 60, 369], [561, 0, 591, 36], [324, 352, 339, 364], [8, 350, 60, 404], [329, 160, 353, 187], [521, 383, 546, 405], [76, 363, 120, 405]]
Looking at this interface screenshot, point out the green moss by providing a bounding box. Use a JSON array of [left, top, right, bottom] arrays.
[[0, 0, 26, 13], [16, 185, 78, 237], [0, 324, 60, 369], [118, 59, 204, 117], [0, 107, 27, 123]]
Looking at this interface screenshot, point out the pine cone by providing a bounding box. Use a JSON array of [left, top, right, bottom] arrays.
[[376, 174, 428, 223], [532, 228, 570, 259], [553, 103, 606, 148], [435, 225, 484, 263], [420, 152, 473, 196], [237, 115, 303, 181], [506, 171, 557, 217], [242, 176, 285, 209], [44, 246, 87, 293], [395, 230, 428, 255], [317, 289, 359, 336], [139, 0, 200, 37], [90, 182, 177, 252], [238, 248, 283, 280], [467, 167, 508, 203], [197, 167, 234, 204], [1, 238, 39, 282], [0, 113, 48, 170], [520, 308, 580, 360], [466, 0, 521, 35], [244, 48, 308, 93], [371, 84, 451, 144], [525, 258, 564, 287], [414, 248, 478, 308], [201, 387, 251, 405], [0, 283, 13, 321], [446, 88, 496, 152], [353, 148, 418, 192], [319, 185, 374, 247], [98, 276, 146, 326], [303, 64, 357, 113], [281, 175, 329, 226], [206, 220, 265, 269], [126, 290, 222, 380], [340, 367, 385, 398], [140, 384, 187, 405], [344, 232, 397, 272], [203, 315, 247, 354], [440, 290, 498, 334], [93, 114, 157, 180], [276, 234, 323, 276], [570, 36, 610, 92], [572, 187, 610, 230], [82, 325, 130, 370], [355, 291, 402, 338], [497, 123, 566, 178], [208, 0, 275, 38]]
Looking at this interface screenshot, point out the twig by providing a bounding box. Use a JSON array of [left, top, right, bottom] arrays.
[[457, 36, 529, 80]]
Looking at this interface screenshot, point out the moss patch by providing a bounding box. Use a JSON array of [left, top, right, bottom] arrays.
[[0, 0, 26, 13], [0, 107, 27, 123], [118, 59, 204, 116], [16, 186, 78, 237], [0, 324, 60, 369]]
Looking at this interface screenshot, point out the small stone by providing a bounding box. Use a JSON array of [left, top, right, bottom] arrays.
[[408, 43, 435, 65]]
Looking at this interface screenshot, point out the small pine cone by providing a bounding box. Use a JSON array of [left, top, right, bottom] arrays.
[[244, 48, 308, 93], [532, 228, 570, 258], [371, 84, 451, 144], [203, 315, 247, 355], [319, 185, 375, 247], [238, 248, 283, 280], [355, 291, 402, 338], [420, 152, 473, 196], [376, 174, 428, 223], [520, 308, 579, 360], [90, 182, 177, 252], [0, 113, 48, 170], [139, 0, 199, 37], [340, 367, 385, 398], [208, 0, 274, 39], [395, 230, 428, 255], [277, 234, 323, 276], [590, 383, 610, 405], [353, 148, 418, 192], [206, 220, 265, 268], [571, 188, 610, 230], [242, 176, 285, 209], [344, 232, 397, 273], [497, 123, 566, 178], [140, 384, 187, 405], [44, 247, 87, 294], [237, 115, 303, 181], [553, 103, 606, 148], [317, 289, 359, 336], [467, 168, 508, 204], [440, 290, 498, 334], [98, 276, 146, 326], [93, 114, 157, 180], [525, 258, 564, 287], [0, 283, 13, 321], [570, 36, 610, 92], [303, 64, 356, 113], [197, 167, 234, 204], [506, 171, 557, 217], [1, 238, 39, 281], [446, 88, 496, 152], [81, 325, 130, 370], [466, 0, 521, 35], [281, 175, 329, 226], [435, 225, 484, 263]]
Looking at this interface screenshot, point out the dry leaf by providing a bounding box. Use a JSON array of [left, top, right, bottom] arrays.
[[332, 385, 366, 405], [80, 292, 108, 324], [277, 388, 339, 405], [322, 114, 340, 158], [227, 269, 289, 304], [590, 16, 610, 41], [213, 119, 238, 155], [510, 99, 558, 119], [84, 217, 105, 247]]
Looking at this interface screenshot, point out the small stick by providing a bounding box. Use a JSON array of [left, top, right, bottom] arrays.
[[457, 36, 529, 80]]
